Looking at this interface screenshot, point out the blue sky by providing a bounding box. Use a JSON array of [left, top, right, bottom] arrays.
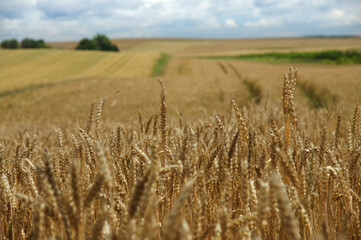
[[0, 0, 360, 41]]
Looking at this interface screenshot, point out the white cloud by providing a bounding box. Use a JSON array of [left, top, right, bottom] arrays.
[[1, 0, 361, 41], [203, 17, 220, 28], [244, 19, 280, 27], [331, 9, 344, 18], [349, 15, 361, 24], [252, 9, 261, 17], [324, 8, 361, 26], [225, 18, 238, 27]]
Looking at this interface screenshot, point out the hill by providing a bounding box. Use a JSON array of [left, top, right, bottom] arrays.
[[1, 38, 361, 129]]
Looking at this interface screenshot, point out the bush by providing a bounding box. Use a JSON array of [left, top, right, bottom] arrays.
[[21, 38, 47, 48], [1, 39, 19, 49], [76, 34, 119, 52]]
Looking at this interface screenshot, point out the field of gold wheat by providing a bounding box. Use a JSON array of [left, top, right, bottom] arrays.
[[0, 38, 361, 239]]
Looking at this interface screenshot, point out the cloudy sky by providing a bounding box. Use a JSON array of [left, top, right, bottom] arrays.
[[0, 0, 361, 41]]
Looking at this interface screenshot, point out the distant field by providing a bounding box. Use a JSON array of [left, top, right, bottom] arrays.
[[1, 37, 361, 128], [48, 37, 361, 55], [0, 49, 158, 90]]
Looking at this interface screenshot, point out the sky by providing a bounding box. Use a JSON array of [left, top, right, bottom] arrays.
[[0, 0, 361, 42]]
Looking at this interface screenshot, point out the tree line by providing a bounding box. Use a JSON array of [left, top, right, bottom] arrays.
[[1, 38, 49, 49], [1, 34, 119, 52]]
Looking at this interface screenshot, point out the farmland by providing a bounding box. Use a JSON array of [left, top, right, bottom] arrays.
[[1, 37, 361, 128], [1, 37, 361, 239]]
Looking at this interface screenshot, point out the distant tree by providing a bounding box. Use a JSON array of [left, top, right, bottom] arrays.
[[76, 38, 98, 50], [36, 39, 46, 48], [76, 34, 119, 52], [21, 38, 35, 48], [1, 39, 19, 49], [21, 38, 47, 48], [93, 34, 119, 51]]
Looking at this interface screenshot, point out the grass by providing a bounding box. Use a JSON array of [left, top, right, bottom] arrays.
[[151, 53, 171, 77], [205, 49, 361, 64]]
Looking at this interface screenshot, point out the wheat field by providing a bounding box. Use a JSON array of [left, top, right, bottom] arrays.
[[1, 38, 361, 240]]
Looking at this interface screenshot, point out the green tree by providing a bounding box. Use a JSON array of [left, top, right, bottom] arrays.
[[1, 39, 19, 49], [36, 39, 46, 48], [93, 34, 119, 51], [76, 34, 119, 52], [76, 38, 98, 50], [21, 38, 47, 48]]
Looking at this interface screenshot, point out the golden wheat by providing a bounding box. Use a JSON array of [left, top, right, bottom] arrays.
[[0, 68, 360, 240]]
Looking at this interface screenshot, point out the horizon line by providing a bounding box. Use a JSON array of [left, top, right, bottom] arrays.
[[43, 34, 361, 43]]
